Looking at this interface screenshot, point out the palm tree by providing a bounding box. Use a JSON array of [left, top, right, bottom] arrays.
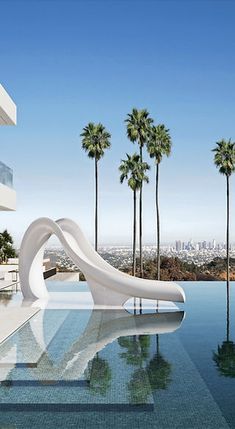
[[125, 109, 153, 277], [212, 139, 235, 283], [0, 230, 16, 263], [147, 124, 172, 280], [81, 123, 111, 251], [119, 153, 150, 276]]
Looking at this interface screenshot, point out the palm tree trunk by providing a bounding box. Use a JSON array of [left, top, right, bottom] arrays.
[[156, 334, 159, 355], [156, 163, 160, 280], [95, 158, 98, 252], [226, 283, 230, 342], [132, 189, 137, 277], [226, 175, 230, 284], [139, 146, 143, 278]]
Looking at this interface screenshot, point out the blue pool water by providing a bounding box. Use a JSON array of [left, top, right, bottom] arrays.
[[47, 280, 89, 292], [0, 281, 234, 428]]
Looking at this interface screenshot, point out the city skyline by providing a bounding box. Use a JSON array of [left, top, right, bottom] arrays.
[[1, 0, 235, 247], [45, 236, 235, 273], [45, 237, 235, 250]]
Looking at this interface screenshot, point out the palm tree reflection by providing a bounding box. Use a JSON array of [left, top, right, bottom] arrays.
[[87, 353, 111, 395], [147, 335, 171, 391], [119, 332, 171, 404], [0, 292, 14, 307], [119, 335, 150, 366], [128, 368, 152, 404], [213, 281, 235, 377]]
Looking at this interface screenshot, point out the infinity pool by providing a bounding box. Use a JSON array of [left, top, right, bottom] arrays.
[[0, 281, 234, 428]]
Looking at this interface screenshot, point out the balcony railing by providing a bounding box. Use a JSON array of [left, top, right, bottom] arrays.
[[0, 161, 13, 188]]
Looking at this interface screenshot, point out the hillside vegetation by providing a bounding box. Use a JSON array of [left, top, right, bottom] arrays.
[[122, 256, 235, 281]]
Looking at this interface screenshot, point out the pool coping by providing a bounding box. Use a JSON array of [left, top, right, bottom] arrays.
[[0, 307, 40, 345]]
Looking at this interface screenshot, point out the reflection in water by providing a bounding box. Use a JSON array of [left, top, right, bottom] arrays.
[[119, 335, 150, 366], [213, 281, 235, 377], [128, 368, 152, 404], [119, 328, 172, 403], [118, 335, 149, 404], [147, 335, 171, 390], [0, 292, 14, 307], [87, 354, 111, 395], [0, 308, 184, 404]]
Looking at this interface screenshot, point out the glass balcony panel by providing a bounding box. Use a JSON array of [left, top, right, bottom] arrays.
[[0, 161, 13, 188]]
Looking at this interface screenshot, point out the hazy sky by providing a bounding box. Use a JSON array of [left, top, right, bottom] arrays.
[[1, 0, 235, 247]]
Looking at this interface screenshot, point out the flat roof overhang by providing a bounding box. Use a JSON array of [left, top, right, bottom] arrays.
[[0, 183, 16, 211], [0, 84, 17, 125]]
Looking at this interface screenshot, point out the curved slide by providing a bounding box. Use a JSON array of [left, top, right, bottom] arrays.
[[19, 217, 185, 305]]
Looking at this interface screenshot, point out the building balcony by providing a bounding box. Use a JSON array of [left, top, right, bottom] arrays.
[[0, 84, 17, 210], [0, 84, 17, 125], [0, 161, 16, 211]]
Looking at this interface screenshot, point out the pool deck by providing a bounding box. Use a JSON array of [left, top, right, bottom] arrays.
[[0, 280, 19, 291], [0, 306, 40, 344]]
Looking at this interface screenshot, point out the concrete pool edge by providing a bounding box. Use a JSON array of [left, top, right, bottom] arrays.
[[0, 307, 40, 344]]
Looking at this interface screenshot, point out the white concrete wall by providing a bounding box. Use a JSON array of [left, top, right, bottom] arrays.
[[7, 258, 18, 264], [0, 265, 18, 273], [0, 85, 17, 125], [0, 183, 16, 211], [0, 265, 18, 281], [0, 259, 52, 280]]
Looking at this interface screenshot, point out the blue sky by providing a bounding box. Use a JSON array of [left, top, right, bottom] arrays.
[[1, 0, 235, 246]]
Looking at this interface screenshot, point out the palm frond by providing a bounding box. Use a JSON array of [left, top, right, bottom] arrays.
[[125, 108, 153, 147], [147, 123, 172, 164], [81, 122, 111, 160], [212, 139, 235, 176], [119, 153, 150, 191]]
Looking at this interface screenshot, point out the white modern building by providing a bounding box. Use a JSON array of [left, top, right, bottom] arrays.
[[0, 84, 17, 210]]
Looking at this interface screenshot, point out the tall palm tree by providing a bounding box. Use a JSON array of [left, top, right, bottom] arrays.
[[81, 123, 111, 251], [212, 139, 235, 283], [125, 109, 153, 277], [119, 153, 150, 276], [147, 124, 172, 280]]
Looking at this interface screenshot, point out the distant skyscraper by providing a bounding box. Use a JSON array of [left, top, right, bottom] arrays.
[[174, 238, 219, 252], [187, 239, 194, 250], [175, 240, 182, 252], [202, 240, 207, 249]]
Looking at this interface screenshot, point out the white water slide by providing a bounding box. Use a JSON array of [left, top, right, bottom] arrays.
[[19, 218, 185, 306]]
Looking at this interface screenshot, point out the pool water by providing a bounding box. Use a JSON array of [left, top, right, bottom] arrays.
[[0, 281, 234, 428]]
